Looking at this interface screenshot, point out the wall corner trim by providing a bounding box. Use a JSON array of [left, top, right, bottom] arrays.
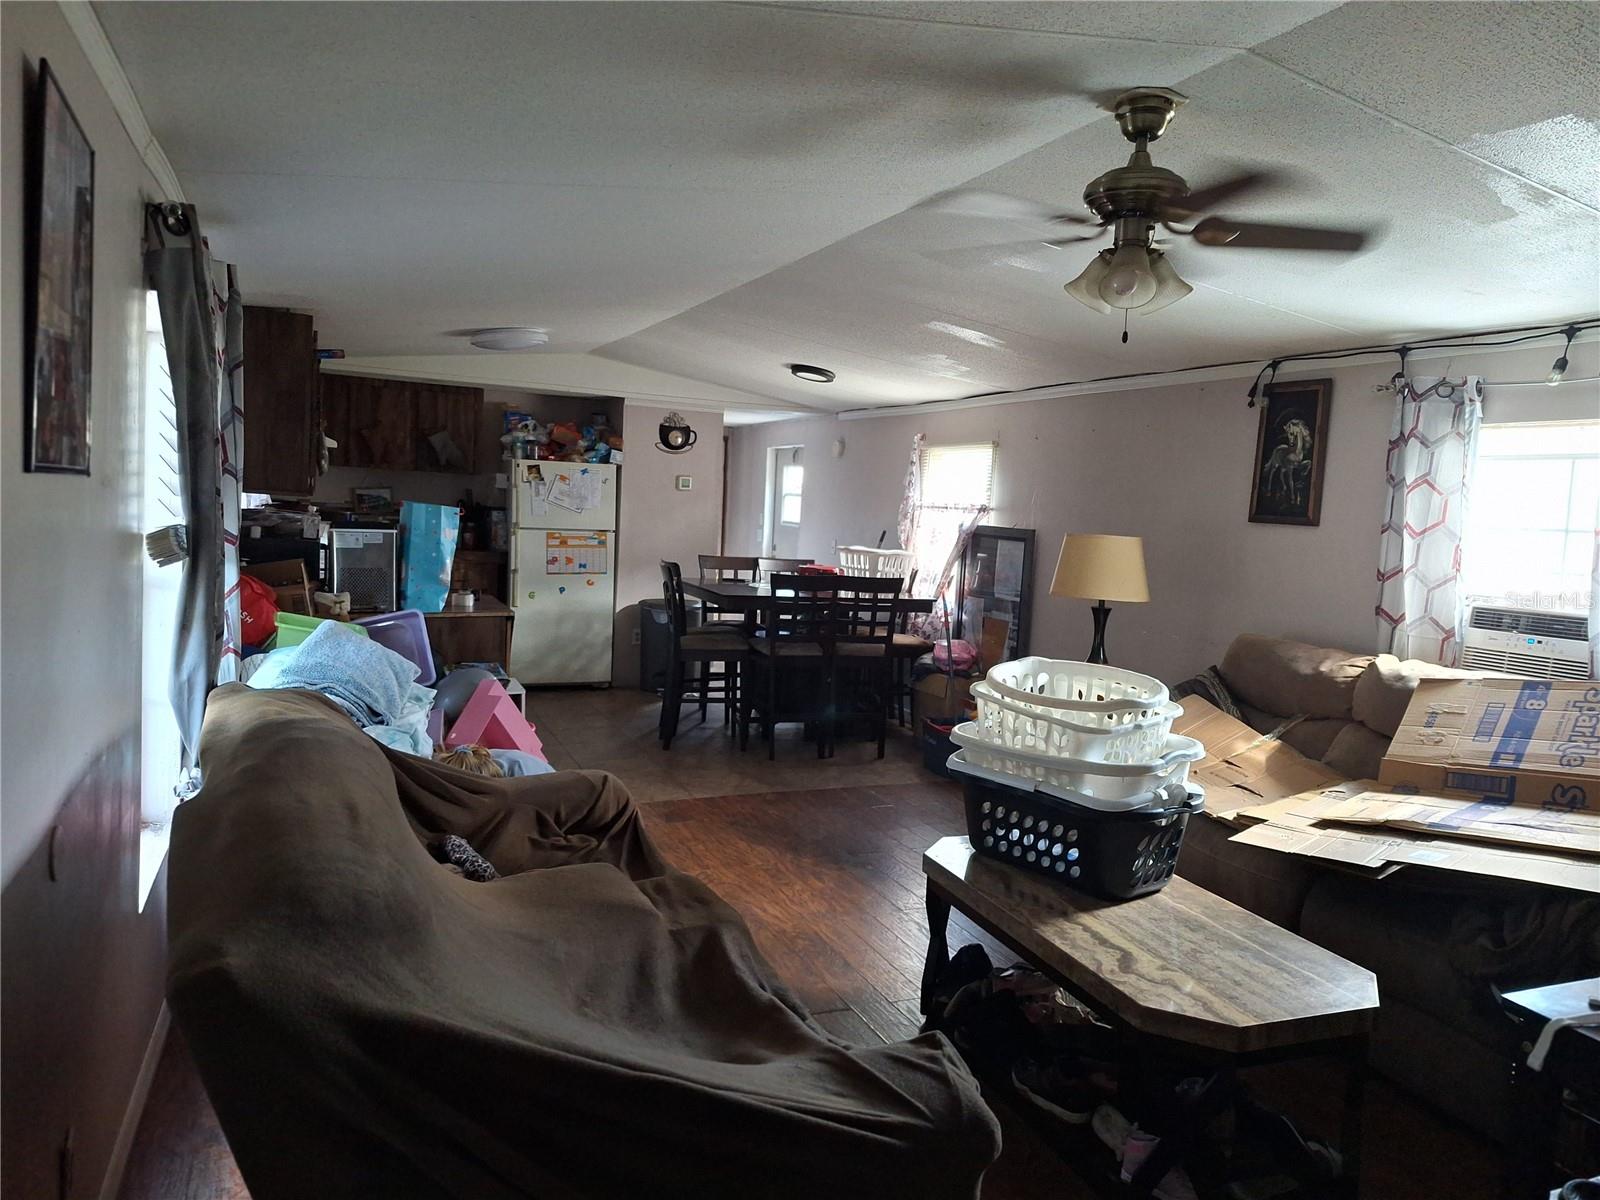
[[56, 1, 185, 203], [98, 1002, 170, 1200]]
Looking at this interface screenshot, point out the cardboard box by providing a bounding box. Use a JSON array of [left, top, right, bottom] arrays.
[[1230, 782, 1600, 894], [911, 616, 1011, 728], [1315, 791, 1600, 858], [1378, 678, 1600, 810], [243, 559, 312, 616], [1171, 697, 1346, 825]]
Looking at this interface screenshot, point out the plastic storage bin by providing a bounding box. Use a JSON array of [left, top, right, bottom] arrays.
[[354, 609, 436, 685], [273, 612, 370, 649], [949, 749, 1204, 900], [950, 722, 1204, 803], [971, 675, 1181, 764]]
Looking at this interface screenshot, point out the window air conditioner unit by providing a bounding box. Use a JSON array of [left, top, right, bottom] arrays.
[[1461, 605, 1591, 680]]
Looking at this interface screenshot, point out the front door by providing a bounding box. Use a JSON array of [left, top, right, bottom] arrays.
[[765, 445, 804, 556]]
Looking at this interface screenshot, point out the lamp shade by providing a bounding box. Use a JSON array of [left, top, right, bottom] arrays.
[[1051, 534, 1149, 603]]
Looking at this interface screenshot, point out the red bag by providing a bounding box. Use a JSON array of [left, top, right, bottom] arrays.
[[239, 573, 279, 647]]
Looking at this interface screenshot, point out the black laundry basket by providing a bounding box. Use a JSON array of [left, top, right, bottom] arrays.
[[950, 751, 1203, 901]]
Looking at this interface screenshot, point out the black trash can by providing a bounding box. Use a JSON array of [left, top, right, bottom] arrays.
[[638, 598, 701, 692]]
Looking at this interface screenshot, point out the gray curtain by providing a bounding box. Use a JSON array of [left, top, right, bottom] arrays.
[[145, 203, 223, 767]]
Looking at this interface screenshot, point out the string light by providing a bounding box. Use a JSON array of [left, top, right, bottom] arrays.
[[1547, 326, 1577, 386]]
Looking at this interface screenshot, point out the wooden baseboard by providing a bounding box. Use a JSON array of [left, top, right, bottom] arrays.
[[99, 1002, 170, 1200]]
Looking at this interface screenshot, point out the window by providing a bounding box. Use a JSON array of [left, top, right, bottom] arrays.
[[909, 442, 996, 598], [1462, 420, 1598, 613], [139, 291, 184, 908], [779, 462, 804, 525]]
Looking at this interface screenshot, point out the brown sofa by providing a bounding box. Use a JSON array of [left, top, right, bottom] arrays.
[[1174, 634, 1600, 1142]]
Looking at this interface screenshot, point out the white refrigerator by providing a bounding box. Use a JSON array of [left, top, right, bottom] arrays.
[[507, 461, 618, 685]]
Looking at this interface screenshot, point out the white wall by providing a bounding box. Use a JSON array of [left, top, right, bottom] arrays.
[[2, 5, 170, 1196], [612, 403, 725, 687], [726, 341, 1599, 684]]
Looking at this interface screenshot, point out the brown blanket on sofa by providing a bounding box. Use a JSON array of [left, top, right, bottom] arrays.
[[168, 686, 999, 1199]]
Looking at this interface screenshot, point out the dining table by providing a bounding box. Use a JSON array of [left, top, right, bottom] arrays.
[[681, 577, 934, 621]]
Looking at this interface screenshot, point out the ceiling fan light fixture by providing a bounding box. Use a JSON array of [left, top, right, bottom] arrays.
[[468, 327, 549, 351], [1097, 242, 1159, 309], [1064, 249, 1115, 315], [1133, 250, 1191, 316]]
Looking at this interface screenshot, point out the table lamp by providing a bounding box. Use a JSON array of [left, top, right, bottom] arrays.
[[1050, 534, 1149, 665]]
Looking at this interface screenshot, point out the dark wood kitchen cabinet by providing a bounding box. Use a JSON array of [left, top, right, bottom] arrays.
[[413, 385, 480, 471], [242, 306, 320, 495], [321, 373, 482, 472], [321, 373, 415, 470]]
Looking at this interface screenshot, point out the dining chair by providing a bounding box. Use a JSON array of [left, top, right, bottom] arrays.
[[743, 572, 835, 759], [658, 561, 749, 751], [697, 554, 759, 627], [756, 556, 814, 582], [888, 568, 933, 727], [830, 574, 903, 759]]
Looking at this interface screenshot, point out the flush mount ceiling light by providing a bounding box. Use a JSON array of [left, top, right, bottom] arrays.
[[788, 363, 836, 383], [468, 327, 549, 351]]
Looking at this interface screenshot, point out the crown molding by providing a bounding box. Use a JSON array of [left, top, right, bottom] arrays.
[[57, 1, 184, 202], [837, 324, 1599, 420]]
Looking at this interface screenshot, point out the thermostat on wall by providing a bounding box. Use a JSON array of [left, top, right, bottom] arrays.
[[675, 475, 693, 491]]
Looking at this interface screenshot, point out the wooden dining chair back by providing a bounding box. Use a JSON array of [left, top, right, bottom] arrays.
[[757, 556, 814, 581], [658, 561, 749, 750], [697, 554, 758, 625], [890, 567, 933, 727], [745, 573, 836, 759], [830, 575, 904, 758], [698, 554, 759, 583]]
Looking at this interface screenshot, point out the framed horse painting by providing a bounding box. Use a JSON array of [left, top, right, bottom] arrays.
[[1249, 378, 1331, 525]]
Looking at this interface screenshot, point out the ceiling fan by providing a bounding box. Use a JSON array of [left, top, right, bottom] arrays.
[[922, 88, 1374, 322]]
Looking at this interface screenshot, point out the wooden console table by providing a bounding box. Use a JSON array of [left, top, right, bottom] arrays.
[[423, 596, 514, 672], [922, 836, 1379, 1197]]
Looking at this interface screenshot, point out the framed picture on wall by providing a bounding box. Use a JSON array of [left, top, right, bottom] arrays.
[[1248, 378, 1331, 526], [24, 60, 95, 475]]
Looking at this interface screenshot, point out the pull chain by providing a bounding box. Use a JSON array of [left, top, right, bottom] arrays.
[[1121, 310, 1129, 344]]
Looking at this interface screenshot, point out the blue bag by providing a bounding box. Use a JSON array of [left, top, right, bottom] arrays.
[[399, 501, 460, 612]]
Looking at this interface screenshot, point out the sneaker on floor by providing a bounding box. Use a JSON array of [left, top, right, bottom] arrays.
[[1121, 1129, 1200, 1200], [1010, 1057, 1108, 1125]]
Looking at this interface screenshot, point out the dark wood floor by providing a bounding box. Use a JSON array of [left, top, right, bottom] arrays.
[[118, 781, 1502, 1200]]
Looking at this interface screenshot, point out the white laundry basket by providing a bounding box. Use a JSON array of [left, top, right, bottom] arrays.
[[836, 546, 914, 579], [974, 658, 1179, 762], [949, 722, 1204, 802]]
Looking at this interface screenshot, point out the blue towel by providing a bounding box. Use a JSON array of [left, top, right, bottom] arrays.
[[270, 620, 418, 727]]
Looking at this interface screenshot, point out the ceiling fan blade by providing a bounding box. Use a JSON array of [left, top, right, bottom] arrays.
[[916, 189, 1098, 228], [924, 233, 1102, 270], [1191, 217, 1370, 252], [1163, 169, 1284, 218]]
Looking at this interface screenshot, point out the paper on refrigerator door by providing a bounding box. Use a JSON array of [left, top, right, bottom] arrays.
[[546, 467, 604, 513], [545, 531, 610, 575]]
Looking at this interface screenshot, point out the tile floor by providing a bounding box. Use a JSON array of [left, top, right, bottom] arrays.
[[523, 684, 931, 802]]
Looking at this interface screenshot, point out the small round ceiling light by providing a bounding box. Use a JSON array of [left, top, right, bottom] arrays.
[[789, 363, 836, 384], [468, 327, 549, 351]]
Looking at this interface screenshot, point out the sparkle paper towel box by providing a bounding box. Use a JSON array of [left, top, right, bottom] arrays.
[[1377, 677, 1600, 810]]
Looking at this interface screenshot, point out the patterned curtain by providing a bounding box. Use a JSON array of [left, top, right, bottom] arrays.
[[1590, 528, 1600, 676], [216, 264, 244, 683], [1375, 375, 1482, 665], [896, 432, 923, 558], [144, 203, 232, 767]]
